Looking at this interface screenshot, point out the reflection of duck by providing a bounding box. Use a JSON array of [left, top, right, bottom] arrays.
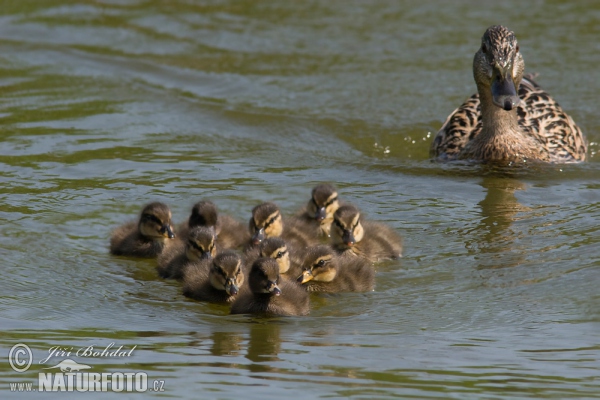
[[247, 202, 318, 251], [157, 226, 217, 280], [431, 25, 587, 163], [297, 245, 375, 293], [110, 202, 175, 258], [182, 250, 244, 303], [244, 237, 303, 279], [231, 258, 310, 316], [293, 183, 341, 238], [179, 200, 248, 250], [246, 322, 281, 363], [466, 177, 529, 269], [331, 204, 402, 262]]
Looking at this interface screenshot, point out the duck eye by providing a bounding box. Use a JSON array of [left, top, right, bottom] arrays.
[[515, 44, 519, 53], [481, 43, 487, 54]]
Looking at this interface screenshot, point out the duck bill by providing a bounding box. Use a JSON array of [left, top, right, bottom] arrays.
[[491, 68, 520, 111], [297, 270, 314, 284], [315, 207, 327, 222], [162, 224, 175, 239], [342, 230, 355, 247], [251, 228, 265, 245], [225, 280, 239, 296]]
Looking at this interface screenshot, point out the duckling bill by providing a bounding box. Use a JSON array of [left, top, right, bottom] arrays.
[[109, 202, 175, 258]]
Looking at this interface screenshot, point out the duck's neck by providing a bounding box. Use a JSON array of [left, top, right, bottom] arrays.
[[479, 88, 520, 139]]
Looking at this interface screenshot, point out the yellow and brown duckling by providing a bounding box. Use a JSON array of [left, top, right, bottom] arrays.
[[244, 237, 304, 279], [110, 202, 175, 258], [297, 245, 375, 293], [331, 204, 402, 262], [157, 226, 218, 280], [231, 258, 310, 316], [431, 25, 587, 163], [247, 202, 319, 251], [294, 183, 341, 238], [182, 250, 245, 304], [179, 200, 249, 250]]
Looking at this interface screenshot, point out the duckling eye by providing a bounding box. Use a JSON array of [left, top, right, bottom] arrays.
[[317, 259, 325, 267], [481, 43, 487, 54], [265, 214, 279, 228], [325, 196, 338, 207], [333, 219, 344, 230], [515, 44, 519, 53]]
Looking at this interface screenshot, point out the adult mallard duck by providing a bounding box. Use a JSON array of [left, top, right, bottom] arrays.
[[431, 25, 587, 163]]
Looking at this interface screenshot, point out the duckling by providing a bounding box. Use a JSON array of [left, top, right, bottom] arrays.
[[431, 25, 587, 163], [156, 226, 217, 280], [182, 250, 245, 304], [247, 202, 318, 251], [179, 200, 249, 250], [297, 245, 375, 293], [331, 204, 402, 262], [110, 202, 175, 258], [230, 258, 310, 316], [293, 183, 342, 238], [244, 237, 304, 279]]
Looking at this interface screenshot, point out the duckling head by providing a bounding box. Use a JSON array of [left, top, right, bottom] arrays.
[[188, 200, 220, 234], [138, 202, 175, 241], [185, 226, 217, 261], [209, 250, 244, 296], [474, 25, 524, 111], [249, 202, 283, 245], [307, 183, 340, 222], [259, 237, 290, 274], [331, 204, 364, 249], [297, 245, 338, 284], [249, 258, 282, 296]]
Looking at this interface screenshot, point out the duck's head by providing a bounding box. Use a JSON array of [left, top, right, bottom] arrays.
[[208, 250, 244, 296], [249, 258, 281, 296], [473, 25, 524, 111], [259, 237, 290, 274], [297, 245, 338, 284], [188, 200, 220, 234], [138, 202, 175, 241], [331, 204, 364, 249], [186, 226, 217, 261], [249, 202, 283, 245], [307, 183, 340, 222]]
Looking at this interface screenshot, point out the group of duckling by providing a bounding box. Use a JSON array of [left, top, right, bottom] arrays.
[[109, 184, 403, 317]]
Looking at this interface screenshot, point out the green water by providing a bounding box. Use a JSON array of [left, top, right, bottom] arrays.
[[1, 1, 598, 398]]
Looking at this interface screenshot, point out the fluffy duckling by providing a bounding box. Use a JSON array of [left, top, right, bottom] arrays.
[[293, 183, 341, 238], [431, 25, 587, 163], [231, 258, 310, 316], [182, 250, 245, 304], [179, 200, 249, 250], [156, 226, 217, 280], [331, 204, 402, 262], [297, 245, 375, 293], [247, 202, 318, 251], [244, 237, 304, 279], [110, 202, 175, 258]]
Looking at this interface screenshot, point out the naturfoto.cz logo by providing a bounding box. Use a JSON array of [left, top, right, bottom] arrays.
[[8, 343, 165, 393]]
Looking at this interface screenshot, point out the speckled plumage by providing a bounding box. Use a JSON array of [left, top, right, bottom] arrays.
[[431, 25, 587, 163]]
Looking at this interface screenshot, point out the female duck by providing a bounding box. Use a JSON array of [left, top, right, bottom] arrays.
[[430, 25, 587, 163], [110, 202, 175, 258]]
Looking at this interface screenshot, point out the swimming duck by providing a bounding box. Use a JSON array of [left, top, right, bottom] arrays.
[[182, 250, 244, 304], [297, 245, 375, 293], [430, 25, 587, 163], [331, 204, 402, 262], [244, 237, 304, 279], [110, 202, 175, 258], [156, 226, 217, 280], [179, 200, 249, 250], [293, 183, 341, 238], [247, 202, 318, 251], [230, 258, 310, 316]]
